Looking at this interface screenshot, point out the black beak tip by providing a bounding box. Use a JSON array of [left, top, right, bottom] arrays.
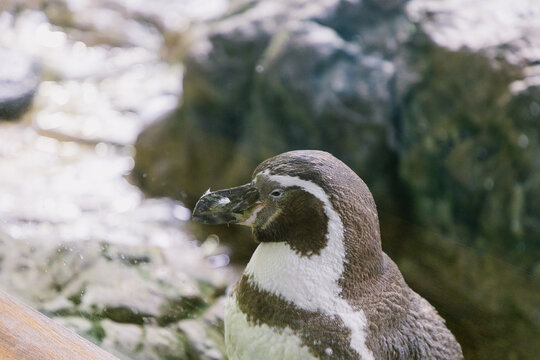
[[191, 199, 231, 225]]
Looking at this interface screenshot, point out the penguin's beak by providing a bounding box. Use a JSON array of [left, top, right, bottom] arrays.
[[191, 183, 260, 225]]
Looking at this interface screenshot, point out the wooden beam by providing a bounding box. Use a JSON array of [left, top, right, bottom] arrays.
[[0, 289, 119, 360]]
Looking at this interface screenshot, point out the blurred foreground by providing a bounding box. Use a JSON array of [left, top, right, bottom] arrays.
[[0, 1, 233, 359]]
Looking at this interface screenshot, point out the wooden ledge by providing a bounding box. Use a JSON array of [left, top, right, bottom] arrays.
[[0, 289, 119, 360]]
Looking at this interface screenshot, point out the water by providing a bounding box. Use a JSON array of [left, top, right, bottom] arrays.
[[0, 0, 235, 248], [0, 9, 190, 249], [0, 2, 234, 358]]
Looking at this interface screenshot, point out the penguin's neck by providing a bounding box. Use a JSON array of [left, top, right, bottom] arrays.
[[243, 172, 353, 311], [244, 237, 347, 312]]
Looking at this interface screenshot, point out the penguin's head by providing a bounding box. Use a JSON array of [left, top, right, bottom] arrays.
[[192, 150, 383, 260]]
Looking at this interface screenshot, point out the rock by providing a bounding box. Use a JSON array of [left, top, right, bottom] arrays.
[[400, 44, 540, 267], [99, 320, 144, 358], [133, 0, 540, 358], [0, 3, 231, 360], [99, 320, 194, 360], [133, 0, 411, 261], [134, 0, 411, 211], [31, 63, 181, 146], [398, 2, 540, 359], [366, 0, 406, 11], [178, 320, 223, 360], [141, 325, 192, 360], [55, 243, 225, 324], [74, 260, 175, 323], [176, 296, 227, 360], [0, 48, 40, 119], [42, 0, 228, 50], [385, 214, 540, 360], [406, 0, 540, 65], [52, 316, 94, 337], [0, 233, 233, 359]]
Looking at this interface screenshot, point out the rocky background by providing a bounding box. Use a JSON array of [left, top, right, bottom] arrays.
[[134, 0, 540, 359], [1, 0, 539, 359], [0, 0, 234, 359]]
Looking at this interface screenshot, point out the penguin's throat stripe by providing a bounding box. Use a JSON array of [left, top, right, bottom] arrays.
[[238, 204, 264, 226], [235, 275, 356, 359]]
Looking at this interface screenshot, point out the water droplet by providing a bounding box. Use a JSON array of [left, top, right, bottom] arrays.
[[255, 64, 264, 73]]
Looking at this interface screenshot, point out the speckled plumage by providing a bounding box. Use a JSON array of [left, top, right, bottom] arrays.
[[193, 150, 463, 360]]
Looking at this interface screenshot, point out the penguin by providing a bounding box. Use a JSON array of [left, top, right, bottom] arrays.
[[192, 150, 463, 360]]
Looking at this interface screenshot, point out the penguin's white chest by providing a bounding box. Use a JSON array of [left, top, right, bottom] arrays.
[[224, 295, 317, 360]]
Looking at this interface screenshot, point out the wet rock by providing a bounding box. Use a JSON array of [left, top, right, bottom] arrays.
[[127, 8, 411, 227], [73, 260, 177, 323], [134, 0, 411, 211], [397, 3, 540, 359], [99, 320, 144, 358], [407, 0, 540, 65], [133, 0, 412, 260], [42, 0, 228, 49], [133, 0, 540, 358], [0, 48, 40, 119], [31, 64, 181, 146], [52, 316, 94, 338], [178, 320, 224, 360], [177, 297, 227, 360], [0, 232, 233, 359], [0, 2, 230, 360], [400, 44, 540, 266], [366, 0, 406, 11], [386, 214, 540, 360], [140, 325, 192, 360], [99, 320, 194, 360]]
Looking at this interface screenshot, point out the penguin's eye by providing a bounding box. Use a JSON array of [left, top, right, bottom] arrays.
[[269, 189, 284, 199]]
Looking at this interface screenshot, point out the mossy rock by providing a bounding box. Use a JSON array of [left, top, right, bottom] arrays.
[[133, 0, 408, 261], [132, 0, 540, 358], [400, 41, 540, 268]]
